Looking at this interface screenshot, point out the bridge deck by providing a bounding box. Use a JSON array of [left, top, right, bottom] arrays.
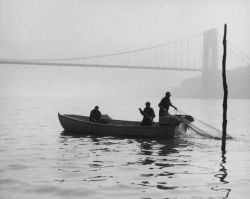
[[0, 59, 202, 72]]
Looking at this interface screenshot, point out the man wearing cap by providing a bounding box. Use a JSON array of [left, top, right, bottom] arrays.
[[89, 106, 101, 123], [139, 102, 155, 126], [158, 92, 177, 122]]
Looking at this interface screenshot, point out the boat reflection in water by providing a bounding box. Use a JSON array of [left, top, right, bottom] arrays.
[[58, 131, 192, 190], [57, 130, 233, 198], [133, 138, 192, 190]]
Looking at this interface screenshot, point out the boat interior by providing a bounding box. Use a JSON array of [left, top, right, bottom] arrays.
[[66, 114, 154, 126]]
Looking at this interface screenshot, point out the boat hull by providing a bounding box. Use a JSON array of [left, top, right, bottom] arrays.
[[58, 113, 185, 139]]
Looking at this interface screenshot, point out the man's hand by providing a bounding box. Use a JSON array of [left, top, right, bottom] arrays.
[[139, 108, 143, 115]]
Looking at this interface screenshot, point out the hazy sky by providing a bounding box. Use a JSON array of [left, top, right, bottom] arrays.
[[0, 0, 249, 97]]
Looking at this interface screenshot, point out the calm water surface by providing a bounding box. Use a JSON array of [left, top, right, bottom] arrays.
[[0, 97, 250, 199]]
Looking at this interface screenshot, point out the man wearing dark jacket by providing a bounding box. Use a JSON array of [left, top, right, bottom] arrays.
[[89, 106, 101, 122], [158, 92, 177, 122], [139, 102, 155, 126]]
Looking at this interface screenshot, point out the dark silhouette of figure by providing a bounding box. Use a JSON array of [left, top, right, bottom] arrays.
[[158, 92, 177, 122], [139, 102, 155, 126], [89, 106, 101, 123]]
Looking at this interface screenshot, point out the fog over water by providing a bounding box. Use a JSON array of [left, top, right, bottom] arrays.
[[0, 0, 250, 98], [1, 1, 250, 198]]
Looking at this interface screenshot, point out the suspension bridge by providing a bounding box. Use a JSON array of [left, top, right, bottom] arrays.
[[0, 29, 249, 75]]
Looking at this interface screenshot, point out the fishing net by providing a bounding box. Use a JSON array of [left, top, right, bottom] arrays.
[[176, 110, 232, 140]]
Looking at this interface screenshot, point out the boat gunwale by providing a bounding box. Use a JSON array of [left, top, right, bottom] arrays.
[[58, 113, 172, 130]]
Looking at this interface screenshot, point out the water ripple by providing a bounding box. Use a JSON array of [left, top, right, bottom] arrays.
[[1, 98, 250, 199]]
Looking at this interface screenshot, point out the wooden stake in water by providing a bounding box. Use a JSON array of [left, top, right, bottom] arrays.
[[221, 24, 228, 152]]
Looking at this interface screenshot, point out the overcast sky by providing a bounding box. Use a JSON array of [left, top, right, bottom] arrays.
[[0, 0, 249, 97]]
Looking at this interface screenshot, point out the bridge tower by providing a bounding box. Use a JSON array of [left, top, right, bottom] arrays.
[[202, 28, 220, 97], [202, 28, 218, 72]]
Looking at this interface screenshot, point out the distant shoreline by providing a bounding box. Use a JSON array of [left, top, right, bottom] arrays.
[[173, 65, 250, 99]]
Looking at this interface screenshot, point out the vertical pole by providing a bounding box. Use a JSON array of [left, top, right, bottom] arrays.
[[221, 24, 228, 152]]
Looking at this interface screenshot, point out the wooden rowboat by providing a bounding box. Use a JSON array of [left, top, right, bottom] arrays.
[[58, 113, 192, 139]]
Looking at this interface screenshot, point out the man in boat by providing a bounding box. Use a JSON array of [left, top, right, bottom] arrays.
[[89, 106, 101, 123], [139, 102, 155, 126], [158, 92, 177, 123]]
